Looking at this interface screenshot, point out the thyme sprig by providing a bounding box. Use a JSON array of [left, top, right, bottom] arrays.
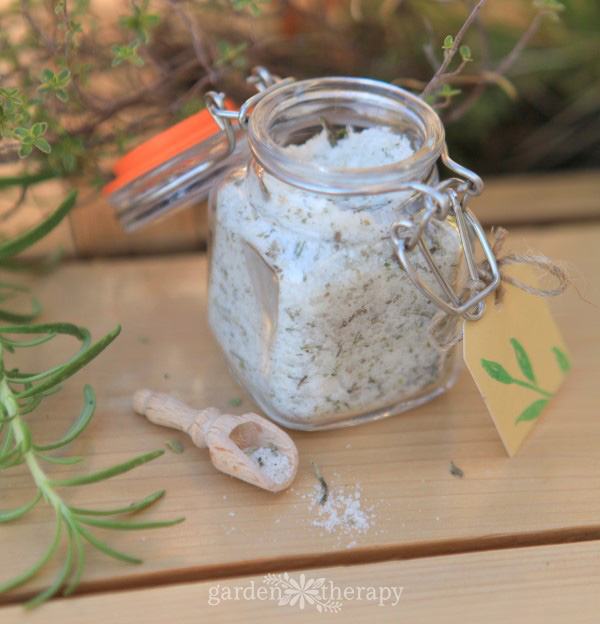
[[0, 187, 183, 607]]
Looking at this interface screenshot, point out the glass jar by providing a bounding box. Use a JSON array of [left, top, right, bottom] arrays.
[[207, 76, 469, 430], [105, 68, 493, 431]]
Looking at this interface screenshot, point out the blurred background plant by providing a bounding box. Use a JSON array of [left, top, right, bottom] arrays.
[[0, 0, 598, 193]]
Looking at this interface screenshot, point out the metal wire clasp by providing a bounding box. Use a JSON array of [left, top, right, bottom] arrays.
[[391, 156, 500, 321], [204, 67, 295, 157]]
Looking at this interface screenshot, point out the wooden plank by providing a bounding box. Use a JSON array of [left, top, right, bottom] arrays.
[[0, 222, 598, 601], [3, 541, 600, 622], [7, 171, 598, 259], [67, 187, 205, 257], [473, 169, 600, 226]]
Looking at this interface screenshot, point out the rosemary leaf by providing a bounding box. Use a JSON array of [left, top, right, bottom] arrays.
[[49, 449, 165, 487], [76, 515, 185, 531], [0, 490, 41, 523], [77, 526, 142, 564], [35, 453, 85, 465], [0, 298, 42, 324], [0, 515, 63, 595], [0, 190, 77, 261], [70, 490, 166, 516], [26, 523, 75, 608], [63, 523, 85, 596], [34, 385, 95, 451], [16, 325, 120, 399]]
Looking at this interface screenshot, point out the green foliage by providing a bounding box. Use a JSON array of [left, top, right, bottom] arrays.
[[12, 123, 51, 159], [38, 69, 71, 103], [0, 190, 183, 607], [118, 0, 160, 44], [112, 41, 145, 67], [231, 0, 265, 17]]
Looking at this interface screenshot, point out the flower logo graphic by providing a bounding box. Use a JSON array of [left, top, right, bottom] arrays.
[[263, 573, 342, 613]]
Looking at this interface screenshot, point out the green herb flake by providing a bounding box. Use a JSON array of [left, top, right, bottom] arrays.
[[449, 461, 464, 479], [228, 397, 243, 408], [311, 460, 328, 505], [165, 439, 184, 454]]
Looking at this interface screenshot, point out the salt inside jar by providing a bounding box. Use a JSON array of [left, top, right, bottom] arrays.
[[207, 76, 470, 430]]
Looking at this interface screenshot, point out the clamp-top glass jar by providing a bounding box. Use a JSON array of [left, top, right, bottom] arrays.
[[106, 67, 496, 431], [206, 72, 487, 431]]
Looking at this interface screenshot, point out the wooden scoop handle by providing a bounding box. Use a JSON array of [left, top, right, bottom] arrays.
[[132, 390, 219, 449]]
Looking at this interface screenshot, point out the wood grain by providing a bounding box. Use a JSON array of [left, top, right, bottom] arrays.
[[0, 222, 598, 603], [3, 541, 600, 622], [7, 170, 599, 258]]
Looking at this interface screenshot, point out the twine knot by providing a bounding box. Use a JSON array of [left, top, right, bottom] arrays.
[[430, 227, 570, 350]]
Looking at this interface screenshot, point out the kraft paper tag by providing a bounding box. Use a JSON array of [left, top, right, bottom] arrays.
[[463, 263, 570, 456]]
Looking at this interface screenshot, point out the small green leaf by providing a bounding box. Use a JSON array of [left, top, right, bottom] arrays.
[[510, 338, 536, 383], [32, 122, 47, 137], [515, 399, 548, 424], [41, 68, 55, 81], [49, 449, 164, 486], [165, 439, 184, 453], [78, 526, 142, 564], [0, 190, 77, 261], [35, 453, 84, 464], [33, 138, 51, 154], [70, 490, 165, 516], [0, 169, 58, 189], [0, 491, 41, 523], [443, 35, 453, 49], [25, 525, 75, 608], [17, 324, 120, 399], [481, 359, 514, 384], [459, 45, 472, 61], [552, 346, 570, 373], [0, 515, 62, 595], [77, 515, 185, 531], [0, 298, 42, 323], [55, 89, 68, 102], [18, 143, 33, 159], [34, 385, 95, 451]]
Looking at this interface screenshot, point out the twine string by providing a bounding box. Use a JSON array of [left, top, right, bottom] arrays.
[[429, 227, 570, 350]]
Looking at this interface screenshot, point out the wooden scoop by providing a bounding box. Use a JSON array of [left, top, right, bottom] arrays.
[[132, 390, 298, 493]]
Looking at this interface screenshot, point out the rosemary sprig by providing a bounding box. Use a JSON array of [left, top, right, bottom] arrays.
[[0, 190, 183, 607]]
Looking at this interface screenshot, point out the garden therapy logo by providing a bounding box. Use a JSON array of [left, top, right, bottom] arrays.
[[207, 572, 403, 612]]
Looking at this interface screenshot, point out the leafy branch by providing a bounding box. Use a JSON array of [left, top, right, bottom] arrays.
[[0, 191, 184, 607]]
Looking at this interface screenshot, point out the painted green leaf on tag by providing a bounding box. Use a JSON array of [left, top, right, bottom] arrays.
[[552, 346, 570, 373], [481, 359, 513, 384], [510, 338, 535, 383], [515, 399, 548, 424]]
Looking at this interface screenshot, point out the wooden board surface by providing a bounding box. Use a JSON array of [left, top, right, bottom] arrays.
[[0, 221, 599, 609], [8, 170, 600, 258], [3, 540, 600, 623]]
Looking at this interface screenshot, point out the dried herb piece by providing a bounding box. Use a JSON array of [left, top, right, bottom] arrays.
[[165, 439, 184, 454], [449, 461, 464, 479], [319, 117, 348, 147], [311, 460, 328, 505], [228, 397, 243, 407]]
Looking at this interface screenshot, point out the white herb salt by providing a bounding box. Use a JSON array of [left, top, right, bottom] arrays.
[[246, 445, 292, 485], [209, 125, 461, 425]]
